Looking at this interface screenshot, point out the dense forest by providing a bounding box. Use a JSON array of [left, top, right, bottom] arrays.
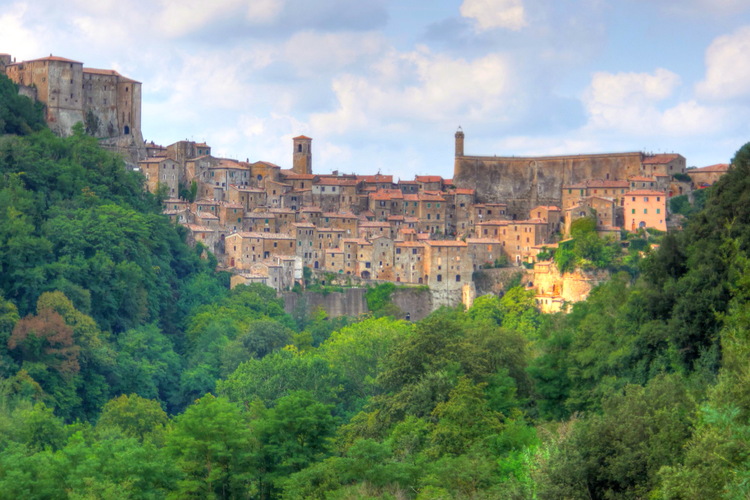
[[1, 72, 750, 499]]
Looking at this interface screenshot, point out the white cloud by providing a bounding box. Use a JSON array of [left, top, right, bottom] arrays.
[[661, 100, 731, 135], [311, 48, 513, 134], [246, 0, 285, 23], [696, 26, 750, 101], [0, 3, 46, 59], [282, 31, 385, 76], [460, 0, 527, 32], [158, 0, 284, 38], [633, 0, 750, 17], [584, 69, 680, 133], [583, 68, 732, 137]]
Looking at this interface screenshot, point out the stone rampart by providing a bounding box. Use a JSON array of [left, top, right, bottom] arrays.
[[454, 152, 644, 218], [281, 286, 445, 322], [282, 288, 369, 318]]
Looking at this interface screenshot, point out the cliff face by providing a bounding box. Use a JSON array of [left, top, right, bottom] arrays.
[[532, 260, 610, 313], [454, 153, 644, 218]]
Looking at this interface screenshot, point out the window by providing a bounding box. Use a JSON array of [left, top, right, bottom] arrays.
[[456, 274, 461, 282], [437, 274, 442, 282], [656, 208, 661, 214], [644, 209, 648, 214]]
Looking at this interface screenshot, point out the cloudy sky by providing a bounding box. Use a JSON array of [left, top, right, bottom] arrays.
[[3, 0, 750, 179]]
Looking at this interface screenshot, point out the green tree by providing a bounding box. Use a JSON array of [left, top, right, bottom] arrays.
[[97, 394, 170, 443], [252, 391, 336, 498], [167, 394, 254, 499]]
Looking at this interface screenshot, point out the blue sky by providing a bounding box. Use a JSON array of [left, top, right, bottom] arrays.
[[3, 0, 750, 180]]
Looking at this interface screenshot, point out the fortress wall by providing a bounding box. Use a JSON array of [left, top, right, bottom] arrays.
[[83, 73, 118, 137], [454, 153, 643, 218]]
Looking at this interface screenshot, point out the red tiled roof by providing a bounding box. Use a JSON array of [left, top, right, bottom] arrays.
[[691, 163, 730, 173], [625, 190, 667, 196], [415, 175, 443, 183], [27, 55, 82, 64], [358, 174, 393, 183], [83, 67, 120, 76], [283, 173, 317, 180], [425, 240, 467, 247], [466, 238, 502, 244], [316, 178, 359, 186], [293, 135, 312, 140], [643, 154, 681, 164]]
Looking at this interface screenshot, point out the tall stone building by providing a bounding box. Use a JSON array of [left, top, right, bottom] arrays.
[[453, 129, 684, 219], [1, 53, 144, 160], [292, 135, 312, 175]]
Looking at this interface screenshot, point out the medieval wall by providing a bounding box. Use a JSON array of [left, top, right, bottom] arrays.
[[281, 286, 445, 321], [283, 288, 369, 318], [391, 287, 433, 321], [454, 153, 644, 218]]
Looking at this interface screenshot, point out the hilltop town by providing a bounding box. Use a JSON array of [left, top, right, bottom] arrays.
[[1, 53, 731, 313]]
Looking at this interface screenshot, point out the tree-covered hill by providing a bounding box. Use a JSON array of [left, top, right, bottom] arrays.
[[2, 71, 750, 498]]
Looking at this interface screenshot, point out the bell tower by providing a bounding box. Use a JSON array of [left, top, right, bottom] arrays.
[[292, 135, 312, 175], [455, 126, 464, 157]]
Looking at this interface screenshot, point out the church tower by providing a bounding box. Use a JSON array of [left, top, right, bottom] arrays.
[[455, 127, 464, 157], [292, 135, 312, 175]]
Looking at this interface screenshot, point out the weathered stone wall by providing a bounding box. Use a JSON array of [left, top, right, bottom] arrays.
[[454, 153, 644, 218], [281, 286, 443, 321], [532, 261, 609, 312], [472, 267, 530, 296], [391, 287, 433, 321], [283, 288, 369, 318]]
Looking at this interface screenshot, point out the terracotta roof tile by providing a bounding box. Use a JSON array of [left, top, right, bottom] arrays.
[[691, 163, 730, 173], [625, 190, 667, 196], [643, 154, 681, 164]]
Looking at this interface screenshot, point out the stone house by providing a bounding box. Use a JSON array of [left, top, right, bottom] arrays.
[[466, 238, 504, 269], [370, 236, 396, 281], [243, 212, 278, 233], [227, 185, 266, 212], [139, 157, 179, 196], [687, 164, 730, 188], [624, 190, 667, 232], [394, 241, 426, 283]]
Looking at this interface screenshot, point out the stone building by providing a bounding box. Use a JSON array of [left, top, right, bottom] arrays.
[[453, 129, 684, 218], [687, 163, 730, 188], [139, 157, 179, 197], [292, 136, 312, 175], [1, 54, 143, 159], [624, 190, 668, 232]]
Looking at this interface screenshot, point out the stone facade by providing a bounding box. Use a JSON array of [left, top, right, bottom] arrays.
[[2, 54, 144, 160], [453, 130, 685, 219], [531, 261, 609, 313]]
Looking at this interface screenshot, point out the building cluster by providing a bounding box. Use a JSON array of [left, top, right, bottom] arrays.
[[141, 136, 565, 304], [141, 130, 730, 312], [2, 52, 733, 312], [0, 53, 144, 161]]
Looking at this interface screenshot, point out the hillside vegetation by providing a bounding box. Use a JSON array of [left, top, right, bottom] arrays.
[[1, 72, 750, 499]]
